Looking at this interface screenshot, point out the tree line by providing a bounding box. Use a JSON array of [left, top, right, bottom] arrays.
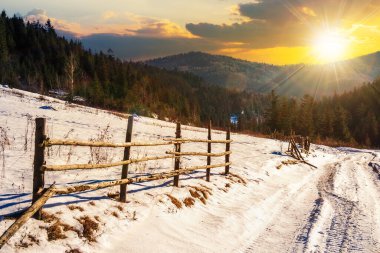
[[266, 82, 380, 147], [0, 11, 269, 128]]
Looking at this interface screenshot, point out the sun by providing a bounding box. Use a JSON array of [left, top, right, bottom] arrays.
[[312, 30, 349, 63]]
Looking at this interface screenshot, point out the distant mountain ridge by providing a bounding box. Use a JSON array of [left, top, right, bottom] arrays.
[[146, 51, 380, 97]]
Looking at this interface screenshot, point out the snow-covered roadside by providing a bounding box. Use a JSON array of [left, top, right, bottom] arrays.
[[0, 87, 379, 253]]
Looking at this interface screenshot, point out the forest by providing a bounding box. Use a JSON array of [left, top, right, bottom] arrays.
[[0, 11, 269, 128], [0, 11, 379, 147], [266, 84, 380, 147]]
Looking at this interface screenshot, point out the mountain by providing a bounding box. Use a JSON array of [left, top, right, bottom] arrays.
[[146, 51, 380, 97]]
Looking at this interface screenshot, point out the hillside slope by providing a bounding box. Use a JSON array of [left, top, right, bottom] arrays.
[[0, 12, 269, 128], [146, 51, 380, 97], [0, 87, 379, 252]]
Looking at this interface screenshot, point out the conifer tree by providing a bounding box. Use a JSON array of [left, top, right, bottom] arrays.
[[0, 11, 8, 64]]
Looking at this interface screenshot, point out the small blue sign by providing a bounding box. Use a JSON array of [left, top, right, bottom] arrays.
[[230, 115, 238, 125]]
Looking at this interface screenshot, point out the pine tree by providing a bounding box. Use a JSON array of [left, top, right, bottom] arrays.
[[268, 90, 279, 132], [333, 105, 351, 142], [298, 95, 314, 136], [0, 11, 8, 64]]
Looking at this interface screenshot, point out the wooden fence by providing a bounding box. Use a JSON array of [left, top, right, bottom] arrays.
[[0, 117, 232, 248], [287, 135, 316, 168]]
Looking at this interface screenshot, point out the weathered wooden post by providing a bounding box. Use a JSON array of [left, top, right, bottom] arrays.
[[32, 118, 46, 220], [225, 126, 231, 175], [305, 136, 310, 153], [206, 120, 212, 181], [120, 115, 133, 202], [173, 122, 181, 187]]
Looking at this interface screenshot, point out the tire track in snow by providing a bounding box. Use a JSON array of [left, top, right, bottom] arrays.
[[290, 154, 380, 253], [242, 168, 326, 253]]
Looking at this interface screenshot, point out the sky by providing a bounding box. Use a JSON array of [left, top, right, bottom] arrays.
[[2, 0, 380, 65]]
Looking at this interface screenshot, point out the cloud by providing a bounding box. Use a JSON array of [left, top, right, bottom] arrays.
[[24, 8, 82, 34], [186, 0, 380, 49], [238, 1, 302, 24], [26, 8, 46, 16], [102, 11, 118, 20], [24, 9, 194, 38], [186, 20, 307, 48], [300, 7, 316, 17], [126, 18, 197, 38]]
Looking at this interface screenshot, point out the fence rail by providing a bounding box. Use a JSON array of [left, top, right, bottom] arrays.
[[53, 162, 232, 195], [44, 139, 178, 147], [163, 138, 233, 143], [166, 151, 232, 157], [42, 155, 176, 171], [0, 116, 232, 249]]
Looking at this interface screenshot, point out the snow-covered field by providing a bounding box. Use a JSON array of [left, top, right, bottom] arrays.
[[0, 87, 379, 253]]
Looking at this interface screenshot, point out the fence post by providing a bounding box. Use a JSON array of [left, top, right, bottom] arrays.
[[206, 120, 211, 181], [225, 126, 231, 175], [173, 122, 181, 187], [120, 115, 133, 202], [32, 118, 46, 220]]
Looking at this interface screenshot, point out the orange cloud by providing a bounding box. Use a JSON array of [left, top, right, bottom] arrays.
[[24, 9, 195, 38], [300, 6, 316, 17], [102, 11, 118, 20]]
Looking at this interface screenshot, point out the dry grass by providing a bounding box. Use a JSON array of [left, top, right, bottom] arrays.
[[183, 197, 195, 207], [47, 220, 81, 241], [15, 241, 31, 248], [111, 211, 120, 218], [46, 222, 68, 241], [221, 188, 228, 193], [107, 191, 120, 201], [27, 235, 39, 245], [65, 249, 82, 253], [89, 124, 113, 164], [0, 126, 11, 178], [277, 159, 300, 170], [132, 211, 137, 221], [199, 184, 212, 191], [282, 160, 299, 165], [189, 189, 201, 198], [166, 194, 182, 209], [77, 216, 99, 242], [188, 185, 212, 199], [15, 234, 40, 248], [41, 211, 59, 223], [228, 173, 247, 185], [42, 211, 99, 242], [313, 136, 361, 148], [68, 205, 84, 212], [188, 187, 210, 205], [115, 205, 123, 211]]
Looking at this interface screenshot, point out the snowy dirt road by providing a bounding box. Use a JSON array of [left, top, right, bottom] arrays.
[[244, 151, 380, 253]]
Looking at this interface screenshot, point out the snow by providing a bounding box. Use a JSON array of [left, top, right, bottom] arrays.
[[1, 87, 380, 252]]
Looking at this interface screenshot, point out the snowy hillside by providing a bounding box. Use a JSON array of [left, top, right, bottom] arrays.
[[0, 87, 379, 253]]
